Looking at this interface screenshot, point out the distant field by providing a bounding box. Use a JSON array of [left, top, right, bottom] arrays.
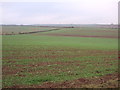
[[2, 25, 118, 88], [36, 27, 118, 38], [2, 25, 54, 34]]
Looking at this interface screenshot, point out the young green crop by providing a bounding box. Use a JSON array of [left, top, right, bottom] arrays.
[[2, 26, 118, 88]]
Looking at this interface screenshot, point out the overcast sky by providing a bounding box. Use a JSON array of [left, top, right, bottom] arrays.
[[0, 0, 119, 24]]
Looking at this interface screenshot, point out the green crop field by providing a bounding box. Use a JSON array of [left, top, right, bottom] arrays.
[[2, 25, 118, 88]]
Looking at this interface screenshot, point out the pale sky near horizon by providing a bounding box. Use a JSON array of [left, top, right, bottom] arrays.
[[0, 0, 119, 24]]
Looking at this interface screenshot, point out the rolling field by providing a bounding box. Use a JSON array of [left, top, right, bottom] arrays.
[[2, 25, 118, 88]]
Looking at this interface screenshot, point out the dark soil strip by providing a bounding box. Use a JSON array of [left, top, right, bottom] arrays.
[[45, 34, 118, 39]]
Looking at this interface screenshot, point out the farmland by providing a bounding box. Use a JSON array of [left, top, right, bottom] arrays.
[[2, 25, 118, 88]]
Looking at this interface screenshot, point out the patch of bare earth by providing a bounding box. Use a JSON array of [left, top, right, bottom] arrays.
[[7, 73, 119, 88], [2, 65, 27, 76], [31, 73, 119, 88]]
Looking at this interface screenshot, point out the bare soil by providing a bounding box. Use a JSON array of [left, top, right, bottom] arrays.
[[6, 73, 119, 88], [43, 34, 118, 38]]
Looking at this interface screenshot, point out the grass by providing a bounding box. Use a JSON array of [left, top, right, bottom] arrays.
[[2, 26, 118, 88]]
